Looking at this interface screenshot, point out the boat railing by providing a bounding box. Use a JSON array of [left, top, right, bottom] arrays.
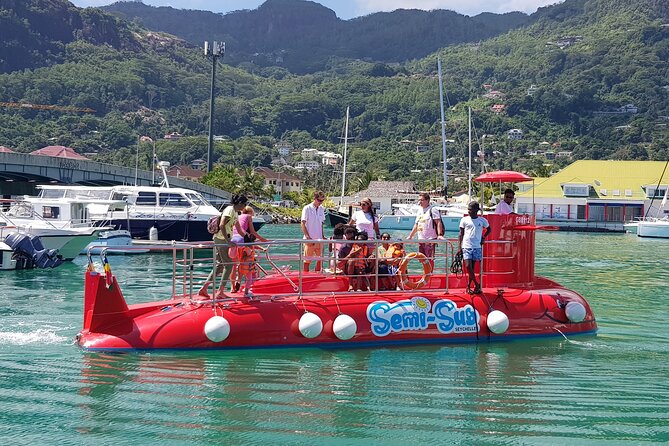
[[164, 237, 518, 301]]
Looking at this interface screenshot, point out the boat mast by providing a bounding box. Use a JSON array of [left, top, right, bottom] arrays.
[[468, 106, 472, 201], [438, 58, 448, 198], [339, 107, 350, 207]]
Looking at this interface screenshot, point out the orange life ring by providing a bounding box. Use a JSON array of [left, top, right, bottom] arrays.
[[398, 252, 432, 290]]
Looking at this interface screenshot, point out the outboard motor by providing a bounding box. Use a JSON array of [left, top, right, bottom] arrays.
[[4, 233, 65, 269]]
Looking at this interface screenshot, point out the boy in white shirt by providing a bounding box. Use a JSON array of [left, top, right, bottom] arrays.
[[458, 201, 491, 294]]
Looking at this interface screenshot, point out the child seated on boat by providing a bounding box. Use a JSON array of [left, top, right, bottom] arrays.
[[375, 233, 395, 290], [384, 240, 406, 290], [238, 233, 265, 298], [336, 226, 358, 270], [344, 232, 373, 291], [328, 222, 347, 273]]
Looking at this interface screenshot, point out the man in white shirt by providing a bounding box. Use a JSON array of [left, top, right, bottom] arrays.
[[301, 190, 326, 272], [458, 201, 490, 294], [495, 188, 515, 215]]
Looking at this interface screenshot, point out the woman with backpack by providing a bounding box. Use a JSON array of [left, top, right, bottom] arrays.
[[198, 194, 248, 298]]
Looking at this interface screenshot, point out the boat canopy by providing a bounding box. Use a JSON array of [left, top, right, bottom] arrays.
[[474, 171, 533, 183]]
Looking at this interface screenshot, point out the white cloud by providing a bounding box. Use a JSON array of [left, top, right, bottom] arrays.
[[353, 0, 562, 16]]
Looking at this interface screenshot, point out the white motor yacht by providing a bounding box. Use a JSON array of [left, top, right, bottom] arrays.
[[37, 185, 266, 242], [0, 195, 115, 260]]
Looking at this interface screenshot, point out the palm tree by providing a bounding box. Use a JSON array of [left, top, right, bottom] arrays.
[[239, 167, 267, 199], [353, 169, 379, 193]]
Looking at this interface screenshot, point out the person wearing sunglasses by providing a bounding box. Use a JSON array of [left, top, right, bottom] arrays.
[[348, 197, 381, 239], [300, 190, 326, 272]]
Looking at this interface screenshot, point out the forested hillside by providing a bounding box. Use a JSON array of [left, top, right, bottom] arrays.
[[103, 0, 530, 73], [0, 0, 667, 195]]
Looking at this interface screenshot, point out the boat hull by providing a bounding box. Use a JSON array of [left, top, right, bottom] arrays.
[[378, 215, 462, 232], [637, 220, 669, 238], [324, 209, 349, 228], [35, 231, 101, 260], [77, 272, 597, 351], [105, 219, 265, 242]]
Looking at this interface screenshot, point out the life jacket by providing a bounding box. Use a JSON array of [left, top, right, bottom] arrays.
[[238, 245, 256, 276], [385, 244, 405, 265]]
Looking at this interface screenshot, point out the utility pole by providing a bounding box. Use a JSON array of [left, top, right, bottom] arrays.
[[204, 41, 225, 173]]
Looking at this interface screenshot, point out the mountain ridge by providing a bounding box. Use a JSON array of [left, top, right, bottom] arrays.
[[102, 0, 531, 73]]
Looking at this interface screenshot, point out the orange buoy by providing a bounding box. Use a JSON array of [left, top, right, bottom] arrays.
[[398, 252, 432, 290]]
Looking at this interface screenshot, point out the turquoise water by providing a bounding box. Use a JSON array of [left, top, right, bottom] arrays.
[[1, 226, 668, 444]]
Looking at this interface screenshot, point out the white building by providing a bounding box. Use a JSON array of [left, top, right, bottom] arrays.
[[301, 148, 318, 160], [507, 129, 524, 140], [295, 160, 319, 170]]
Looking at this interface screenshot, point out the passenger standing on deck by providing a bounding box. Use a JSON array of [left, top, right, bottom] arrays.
[[458, 201, 490, 294], [229, 206, 268, 292], [495, 188, 515, 215], [349, 197, 381, 239], [199, 194, 248, 298], [407, 192, 444, 268], [300, 190, 326, 272]]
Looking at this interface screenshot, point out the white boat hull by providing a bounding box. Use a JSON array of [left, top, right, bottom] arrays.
[[82, 230, 149, 255], [637, 220, 669, 238], [378, 215, 463, 232], [37, 230, 101, 260]]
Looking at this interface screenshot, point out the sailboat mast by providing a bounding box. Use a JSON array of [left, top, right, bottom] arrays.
[[468, 106, 472, 201], [438, 58, 448, 198], [339, 107, 349, 207]]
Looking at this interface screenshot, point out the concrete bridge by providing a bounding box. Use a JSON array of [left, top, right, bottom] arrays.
[[0, 152, 231, 203]]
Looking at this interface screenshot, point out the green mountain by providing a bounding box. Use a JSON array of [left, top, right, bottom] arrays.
[[0, 0, 141, 73], [102, 0, 530, 73], [0, 0, 667, 193]]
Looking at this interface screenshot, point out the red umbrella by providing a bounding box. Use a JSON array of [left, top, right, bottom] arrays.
[[474, 170, 532, 183]]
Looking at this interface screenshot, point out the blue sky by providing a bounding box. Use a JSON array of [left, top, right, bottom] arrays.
[[70, 0, 563, 19]]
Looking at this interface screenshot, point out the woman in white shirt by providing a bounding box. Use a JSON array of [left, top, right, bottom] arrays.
[[349, 197, 380, 239]]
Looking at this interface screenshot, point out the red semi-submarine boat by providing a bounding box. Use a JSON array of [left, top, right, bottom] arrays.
[[76, 172, 597, 351]]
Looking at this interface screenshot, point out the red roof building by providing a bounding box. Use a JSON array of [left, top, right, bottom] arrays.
[[0, 146, 15, 153], [31, 145, 89, 160], [166, 165, 205, 181]]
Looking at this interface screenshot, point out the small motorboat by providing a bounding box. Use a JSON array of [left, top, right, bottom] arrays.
[[81, 230, 149, 255]]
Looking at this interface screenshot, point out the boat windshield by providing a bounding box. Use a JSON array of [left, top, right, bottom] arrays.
[[159, 193, 190, 207], [39, 188, 111, 200], [39, 189, 66, 199], [186, 193, 210, 207]]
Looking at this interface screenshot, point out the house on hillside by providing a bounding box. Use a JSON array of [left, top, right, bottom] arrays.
[[491, 104, 506, 113], [515, 160, 669, 226], [507, 129, 524, 140], [483, 90, 506, 100], [301, 148, 318, 160], [255, 167, 303, 195], [527, 85, 539, 96], [275, 143, 292, 157], [295, 160, 319, 170], [166, 165, 205, 182], [318, 151, 341, 166]]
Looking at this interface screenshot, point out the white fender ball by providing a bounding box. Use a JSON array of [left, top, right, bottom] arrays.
[[333, 314, 357, 340], [299, 312, 323, 339], [204, 316, 230, 342], [487, 310, 509, 334], [565, 302, 586, 323]]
